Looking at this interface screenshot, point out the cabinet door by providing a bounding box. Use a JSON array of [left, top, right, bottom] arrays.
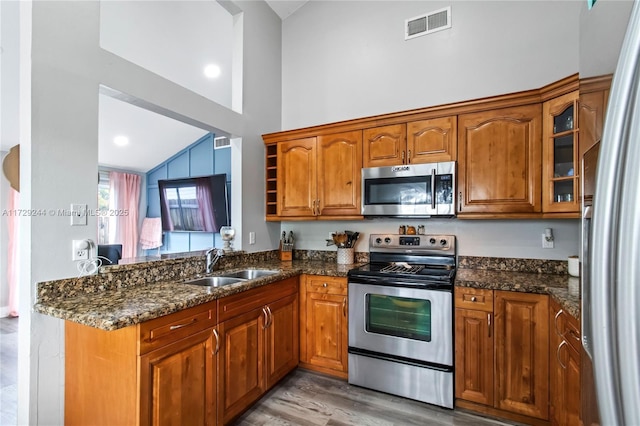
[[407, 116, 457, 163], [494, 291, 549, 420], [304, 290, 348, 374], [455, 308, 494, 406], [139, 328, 216, 426], [363, 124, 407, 167], [217, 308, 266, 424], [542, 91, 580, 214], [277, 137, 317, 217], [265, 293, 299, 389], [317, 131, 362, 217], [458, 105, 542, 215]]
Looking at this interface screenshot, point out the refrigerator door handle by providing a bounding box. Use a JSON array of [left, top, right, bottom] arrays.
[[581, 205, 593, 359]]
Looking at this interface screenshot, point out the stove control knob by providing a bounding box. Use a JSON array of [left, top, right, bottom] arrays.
[[429, 238, 436, 245], [384, 237, 391, 244], [440, 239, 448, 246], [375, 238, 382, 244]]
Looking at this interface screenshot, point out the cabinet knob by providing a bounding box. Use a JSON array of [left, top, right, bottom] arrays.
[[471, 296, 477, 302], [323, 283, 328, 287]]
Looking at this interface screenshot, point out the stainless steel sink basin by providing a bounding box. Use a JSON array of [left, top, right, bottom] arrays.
[[182, 276, 245, 287], [220, 269, 279, 280]]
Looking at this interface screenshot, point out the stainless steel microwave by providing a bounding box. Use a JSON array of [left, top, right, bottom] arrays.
[[361, 162, 456, 217]]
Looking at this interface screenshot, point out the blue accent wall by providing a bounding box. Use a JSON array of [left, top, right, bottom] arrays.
[[146, 133, 231, 254]]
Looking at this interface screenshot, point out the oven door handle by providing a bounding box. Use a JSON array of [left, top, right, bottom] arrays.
[[348, 276, 452, 290]]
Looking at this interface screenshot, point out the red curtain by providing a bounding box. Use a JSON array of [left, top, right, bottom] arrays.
[[109, 171, 141, 259]]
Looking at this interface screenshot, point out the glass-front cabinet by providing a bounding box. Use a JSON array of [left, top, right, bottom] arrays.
[[543, 91, 580, 214]]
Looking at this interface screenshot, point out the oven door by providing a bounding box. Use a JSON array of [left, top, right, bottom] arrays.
[[361, 162, 455, 217], [348, 281, 452, 366]]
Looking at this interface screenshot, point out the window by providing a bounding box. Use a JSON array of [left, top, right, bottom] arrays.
[[97, 171, 110, 244]]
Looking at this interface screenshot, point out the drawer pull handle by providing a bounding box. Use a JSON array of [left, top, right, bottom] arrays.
[[557, 340, 568, 369], [266, 306, 273, 328], [343, 297, 347, 317], [169, 318, 197, 331], [487, 313, 492, 338], [554, 309, 564, 337], [470, 296, 477, 302], [212, 328, 220, 355], [262, 307, 269, 329]]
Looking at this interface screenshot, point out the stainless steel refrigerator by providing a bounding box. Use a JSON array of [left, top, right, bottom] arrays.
[[582, 1, 640, 424]]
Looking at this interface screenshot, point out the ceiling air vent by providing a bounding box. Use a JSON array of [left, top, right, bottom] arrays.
[[214, 136, 230, 150], [405, 6, 451, 40]]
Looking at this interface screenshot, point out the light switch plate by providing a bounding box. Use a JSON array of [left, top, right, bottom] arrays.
[[70, 203, 87, 226]]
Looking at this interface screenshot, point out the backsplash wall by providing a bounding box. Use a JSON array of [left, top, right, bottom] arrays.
[[280, 219, 580, 261]]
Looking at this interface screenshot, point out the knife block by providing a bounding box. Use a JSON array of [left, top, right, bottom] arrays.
[[279, 242, 293, 261]]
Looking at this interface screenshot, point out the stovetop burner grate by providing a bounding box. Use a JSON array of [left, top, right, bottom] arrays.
[[380, 263, 424, 274]]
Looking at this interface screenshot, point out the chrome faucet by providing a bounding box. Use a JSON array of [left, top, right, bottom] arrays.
[[205, 248, 224, 274]]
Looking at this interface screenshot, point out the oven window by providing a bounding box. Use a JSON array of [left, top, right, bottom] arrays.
[[365, 176, 430, 205], [365, 294, 431, 342]]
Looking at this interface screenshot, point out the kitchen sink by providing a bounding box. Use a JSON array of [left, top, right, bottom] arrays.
[[220, 269, 279, 280], [182, 276, 245, 287]]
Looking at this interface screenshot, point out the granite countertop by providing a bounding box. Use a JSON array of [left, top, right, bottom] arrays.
[[34, 259, 357, 331], [456, 268, 581, 319]]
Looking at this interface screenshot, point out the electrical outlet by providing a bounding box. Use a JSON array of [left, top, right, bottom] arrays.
[[542, 234, 554, 249], [249, 232, 256, 245], [72, 240, 89, 261]]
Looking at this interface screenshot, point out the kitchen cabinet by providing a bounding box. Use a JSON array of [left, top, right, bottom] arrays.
[[542, 91, 580, 215], [217, 277, 298, 424], [362, 117, 456, 167], [455, 287, 549, 425], [457, 104, 542, 217], [550, 298, 581, 426], [65, 302, 218, 426], [579, 75, 611, 160], [299, 275, 348, 379], [275, 131, 362, 219]]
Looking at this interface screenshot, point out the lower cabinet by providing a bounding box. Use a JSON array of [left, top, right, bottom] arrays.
[[299, 275, 349, 378], [455, 287, 549, 425], [65, 277, 299, 426], [550, 298, 581, 426], [217, 277, 299, 424]]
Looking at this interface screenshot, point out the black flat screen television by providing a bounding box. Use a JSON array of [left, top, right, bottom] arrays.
[[158, 174, 229, 232]]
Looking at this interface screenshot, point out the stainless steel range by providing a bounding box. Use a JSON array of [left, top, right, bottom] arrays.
[[347, 233, 456, 409]]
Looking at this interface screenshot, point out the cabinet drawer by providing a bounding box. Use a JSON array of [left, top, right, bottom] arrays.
[[305, 276, 347, 295], [139, 303, 217, 355], [455, 287, 493, 312], [563, 311, 581, 353], [218, 277, 298, 322]]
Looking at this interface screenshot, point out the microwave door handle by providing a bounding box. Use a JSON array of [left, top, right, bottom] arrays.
[[431, 169, 436, 210]]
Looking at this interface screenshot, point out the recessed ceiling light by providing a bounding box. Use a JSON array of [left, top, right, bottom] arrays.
[[113, 136, 129, 147], [204, 64, 221, 79]]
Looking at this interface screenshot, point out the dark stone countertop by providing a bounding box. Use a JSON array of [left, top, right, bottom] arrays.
[[455, 268, 580, 319], [33, 260, 358, 331]]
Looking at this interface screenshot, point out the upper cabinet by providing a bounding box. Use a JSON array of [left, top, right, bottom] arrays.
[[542, 91, 580, 215], [457, 104, 542, 216], [363, 117, 457, 167], [263, 73, 610, 221], [274, 131, 362, 220]]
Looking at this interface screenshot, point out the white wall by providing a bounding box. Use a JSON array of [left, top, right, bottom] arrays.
[[21, 1, 281, 423], [579, 0, 634, 77], [0, 152, 10, 316], [282, 0, 581, 129]]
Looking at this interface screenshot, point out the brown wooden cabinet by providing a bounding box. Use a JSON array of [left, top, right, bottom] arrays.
[[65, 302, 218, 426], [542, 91, 580, 215], [455, 288, 549, 424], [579, 75, 611, 160], [550, 298, 581, 426], [299, 275, 348, 378], [457, 104, 542, 216], [275, 132, 362, 219], [363, 117, 456, 167], [454, 287, 494, 406], [217, 277, 299, 424]]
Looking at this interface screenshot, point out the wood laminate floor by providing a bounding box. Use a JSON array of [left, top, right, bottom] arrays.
[[235, 369, 522, 426]]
